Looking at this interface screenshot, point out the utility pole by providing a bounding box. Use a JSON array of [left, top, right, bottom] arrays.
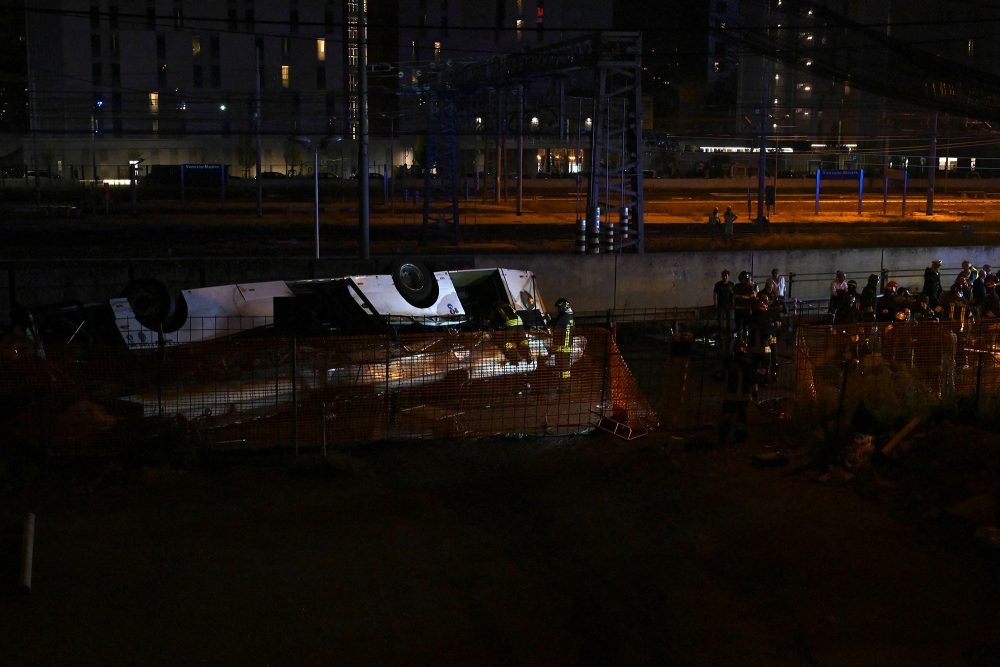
[[926, 111, 937, 216], [495, 91, 503, 203], [255, 41, 263, 217], [756, 85, 768, 224], [358, 2, 370, 260], [516, 85, 524, 216]]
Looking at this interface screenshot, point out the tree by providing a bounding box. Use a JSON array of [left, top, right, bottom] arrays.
[[236, 134, 256, 178], [283, 139, 302, 176]]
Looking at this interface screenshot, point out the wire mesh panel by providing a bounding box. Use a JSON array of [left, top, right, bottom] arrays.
[[3, 323, 629, 455], [794, 320, 1000, 418]]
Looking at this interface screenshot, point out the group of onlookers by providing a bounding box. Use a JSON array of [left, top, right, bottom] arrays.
[[828, 259, 1000, 323], [714, 267, 786, 444], [713, 267, 787, 355]]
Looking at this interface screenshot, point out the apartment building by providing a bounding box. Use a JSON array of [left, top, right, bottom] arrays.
[[707, 0, 1000, 173], [23, 0, 614, 179]]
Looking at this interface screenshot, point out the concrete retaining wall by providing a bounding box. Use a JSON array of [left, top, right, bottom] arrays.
[[474, 246, 1000, 311], [2, 246, 997, 325]]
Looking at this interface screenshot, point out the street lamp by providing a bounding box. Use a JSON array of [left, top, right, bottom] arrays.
[[292, 135, 343, 259], [129, 157, 144, 215], [771, 124, 796, 216]]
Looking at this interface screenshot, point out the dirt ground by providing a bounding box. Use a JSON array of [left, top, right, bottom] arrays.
[[3, 189, 1000, 259], [1, 419, 1000, 665]]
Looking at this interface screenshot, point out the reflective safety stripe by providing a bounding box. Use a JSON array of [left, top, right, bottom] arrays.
[[555, 319, 575, 352]]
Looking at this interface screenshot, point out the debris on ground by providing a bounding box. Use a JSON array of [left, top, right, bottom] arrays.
[[974, 526, 1000, 550], [751, 450, 789, 467]]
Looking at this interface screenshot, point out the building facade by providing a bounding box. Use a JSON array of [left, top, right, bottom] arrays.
[[23, 0, 614, 180], [705, 0, 1000, 176]]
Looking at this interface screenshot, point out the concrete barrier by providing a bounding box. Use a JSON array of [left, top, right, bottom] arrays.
[[1, 246, 996, 325]]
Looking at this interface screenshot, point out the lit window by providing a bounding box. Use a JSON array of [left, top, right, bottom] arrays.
[[584, 117, 592, 130], [192, 36, 201, 56], [530, 116, 539, 128], [317, 39, 326, 61], [968, 39, 975, 57], [516, 18, 524, 39], [152, 119, 159, 133], [281, 65, 290, 88], [149, 91, 159, 114]]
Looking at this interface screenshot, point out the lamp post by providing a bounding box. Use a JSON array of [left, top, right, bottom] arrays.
[[312, 148, 319, 257], [771, 124, 795, 216], [91, 114, 98, 185], [129, 158, 144, 215], [292, 135, 342, 259]]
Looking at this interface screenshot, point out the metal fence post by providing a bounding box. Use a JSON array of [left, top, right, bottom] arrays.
[[292, 335, 298, 457], [587, 206, 601, 255]]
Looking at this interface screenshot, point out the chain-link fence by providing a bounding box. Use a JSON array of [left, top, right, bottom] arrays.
[[1, 321, 665, 456], [17, 286, 1000, 457], [793, 320, 1000, 431]]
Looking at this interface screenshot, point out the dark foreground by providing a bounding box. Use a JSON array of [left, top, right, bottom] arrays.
[[2, 429, 1000, 665]]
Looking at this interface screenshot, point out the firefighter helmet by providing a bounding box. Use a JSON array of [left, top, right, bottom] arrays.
[[885, 280, 898, 291], [555, 298, 570, 310]]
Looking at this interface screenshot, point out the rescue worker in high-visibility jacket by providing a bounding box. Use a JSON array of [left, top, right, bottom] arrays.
[[493, 302, 532, 364], [549, 298, 575, 381]]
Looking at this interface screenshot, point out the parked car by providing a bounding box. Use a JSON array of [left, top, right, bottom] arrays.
[[258, 171, 287, 179]]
